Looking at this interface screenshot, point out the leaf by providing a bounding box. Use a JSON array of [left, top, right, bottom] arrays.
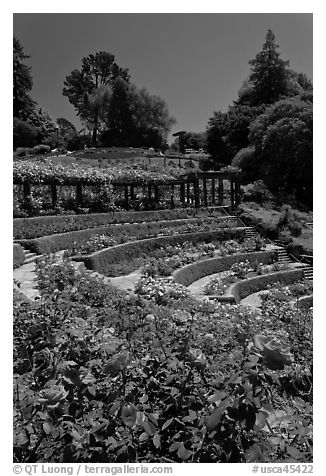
[[103, 352, 129, 377], [142, 419, 156, 436], [245, 444, 265, 463], [153, 434, 161, 449], [207, 391, 227, 404], [121, 404, 137, 427], [169, 441, 182, 452], [182, 410, 197, 423], [286, 446, 303, 459], [139, 432, 148, 442], [207, 408, 223, 432], [135, 411, 145, 426], [177, 443, 193, 460], [87, 386, 96, 397], [255, 411, 268, 429], [109, 401, 121, 415], [42, 422, 52, 435], [162, 418, 174, 430]]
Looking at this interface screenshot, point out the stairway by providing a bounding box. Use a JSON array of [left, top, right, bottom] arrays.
[[303, 266, 313, 280], [22, 248, 41, 265], [245, 226, 258, 240], [276, 248, 291, 265]]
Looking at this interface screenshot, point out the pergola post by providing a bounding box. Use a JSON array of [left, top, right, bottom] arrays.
[[51, 182, 57, 208], [124, 185, 129, 209], [194, 178, 200, 208], [211, 178, 215, 205], [218, 179, 224, 205], [230, 179, 235, 209], [76, 183, 83, 207], [203, 178, 208, 207], [235, 176, 241, 207], [180, 182, 185, 204], [154, 184, 159, 203], [23, 181, 31, 201], [130, 185, 135, 201]]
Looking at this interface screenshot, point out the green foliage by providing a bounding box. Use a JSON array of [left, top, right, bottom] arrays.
[[13, 37, 36, 120], [63, 51, 130, 145], [14, 207, 224, 240], [248, 95, 312, 206], [13, 244, 25, 268], [13, 257, 313, 463], [13, 118, 38, 149], [245, 30, 292, 107], [31, 144, 51, 155], [242, 181, 273, 203]]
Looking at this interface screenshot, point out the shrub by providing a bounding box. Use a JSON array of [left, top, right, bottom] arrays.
[[14, 207, 224, 240], [230, 269, 305, 303], [13, 244, 25, 268], [288, 222, 302, 237], [13, 257, 313, 463], [242, 180, 273, 204], [31, 144, 51, 155], [14, 147, 30, 157]]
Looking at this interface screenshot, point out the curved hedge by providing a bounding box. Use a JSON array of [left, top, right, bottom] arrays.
[[17, 217, 242, 255], [72, 228, 246, 276], [228, 269, 305, 304], [13, 206, 227, 240], [297, 295, 313, 309], [13, 244, 25, 269], [173, 251, 277, 287]]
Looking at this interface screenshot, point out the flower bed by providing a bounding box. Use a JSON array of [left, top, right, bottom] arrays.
[[74, 229, 246, 276], [173, 251, 276, 287], [229, 269, 305, 304], [13, 256, 313, 463], [13, 206, 227, 240], [18, 216, 243, 255]]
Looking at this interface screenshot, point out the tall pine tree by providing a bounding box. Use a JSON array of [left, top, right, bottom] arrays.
[[248, 29, 291, 106]]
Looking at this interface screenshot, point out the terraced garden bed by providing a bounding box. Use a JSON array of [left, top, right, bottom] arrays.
[[14, 206, 228, 240]]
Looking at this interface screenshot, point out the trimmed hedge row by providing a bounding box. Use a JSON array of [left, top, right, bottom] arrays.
[[173, 251, 277, 287], [17, 217, 241, 255], [13, 206, 228, 240], [228, 269, 305, 304], [13, 244, 25, 269], [297, 295, 313, 309], [72, 228, 246, 276]]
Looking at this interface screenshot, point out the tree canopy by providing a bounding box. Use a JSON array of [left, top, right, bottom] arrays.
[[206, 29, 313, 207], [13, 37, 35, 120], [63, 52, 130, 145]]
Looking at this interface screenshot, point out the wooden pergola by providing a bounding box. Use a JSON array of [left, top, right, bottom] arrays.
[[14, 170, 241, 211]]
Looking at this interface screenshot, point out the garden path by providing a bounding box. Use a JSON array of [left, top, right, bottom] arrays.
[[187, 270, 231, 298], [13, 252, 143, 300], [107, 270, 142, 291]]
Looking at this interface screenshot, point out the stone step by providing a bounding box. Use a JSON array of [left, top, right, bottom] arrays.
[[303, 267, 313, 280]]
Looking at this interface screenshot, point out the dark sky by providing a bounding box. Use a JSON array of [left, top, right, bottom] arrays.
[[13, 13, 313, 141]]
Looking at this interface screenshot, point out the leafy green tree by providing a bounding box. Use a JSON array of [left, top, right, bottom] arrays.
[[102, 77, 133, 146], [247, 29, 291, 106], [235, 30, 294, 108], [56, 117, 81, 150], [249, 94, 312, 206], [183, 132, 206, 151], [63, 52, 129, 145], [13, 118, 38, 149], [13, 37, 36, 120], [206, 105, 263, 167], [129, 86, 176, 147], [206, 111, 232, 166]]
